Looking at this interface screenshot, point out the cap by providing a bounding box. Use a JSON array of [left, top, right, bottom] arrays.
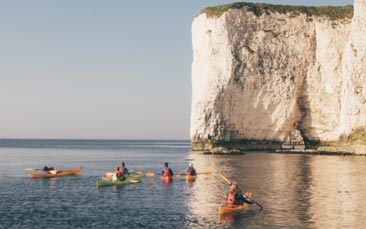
[[189, 163, 193, 167]]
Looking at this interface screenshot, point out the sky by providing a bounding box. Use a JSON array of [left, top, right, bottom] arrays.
[[0, 0, 354, 140]]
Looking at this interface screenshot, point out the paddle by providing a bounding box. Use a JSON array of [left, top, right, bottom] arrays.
[[174, 170, 212, 176], [128, 171, 154, 176], [219, 173, 263, 210], [24, 168, 58, 175], [25, 168, 42, 171], [144, 172, 154, 177]]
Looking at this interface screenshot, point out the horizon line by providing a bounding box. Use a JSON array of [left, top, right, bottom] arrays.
[[0, 138, 190, 141]]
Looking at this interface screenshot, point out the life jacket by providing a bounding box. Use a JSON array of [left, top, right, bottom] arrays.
[[187, 167, 196, 175], [226, 192, 236, 205], [163, 168, 171, 176], [117, 168, 124, 178]]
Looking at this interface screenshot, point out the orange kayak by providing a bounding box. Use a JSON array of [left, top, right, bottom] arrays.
[[219, 203, 250, 215], [28, 167, 83, 179], [161, 175, 173, 183], [219, 192, 252, 215], [185, 175, 197, 182]]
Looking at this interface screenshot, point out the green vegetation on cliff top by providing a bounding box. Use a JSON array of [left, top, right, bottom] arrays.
[[201, 2, 353, 20], [339, 127, 366, 143]]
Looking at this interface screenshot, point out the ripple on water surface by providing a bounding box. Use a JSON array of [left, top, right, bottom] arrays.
[[0, 141, 366, 228]]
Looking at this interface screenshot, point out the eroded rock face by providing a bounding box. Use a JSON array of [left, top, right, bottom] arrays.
[[191, 1, 366, 154]]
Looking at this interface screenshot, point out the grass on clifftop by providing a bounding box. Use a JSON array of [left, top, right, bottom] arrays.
[[339, 127, 366, 143], [201, 2, 353, 20]]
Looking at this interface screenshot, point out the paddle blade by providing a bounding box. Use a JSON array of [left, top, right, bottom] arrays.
[[145, 172, 154, 177], [203, 170, 211, 175], [105, 172, 114, 177], [254, 201, 264, 210], [25, 168, 43, 171], [130, 179, 140, 183]]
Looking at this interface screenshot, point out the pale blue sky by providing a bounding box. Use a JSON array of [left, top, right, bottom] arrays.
[[0, 0, 353, 140]]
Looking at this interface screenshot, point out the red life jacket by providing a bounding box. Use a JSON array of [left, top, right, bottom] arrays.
[[226, 192, 236, 205], [117, 168, 124, 178], [163, 168, 171, 176]]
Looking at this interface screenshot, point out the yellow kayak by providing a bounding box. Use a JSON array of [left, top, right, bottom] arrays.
[[185, 175, 197, 182], [219, 203, 250, 215], [219, 192, 252, 215]]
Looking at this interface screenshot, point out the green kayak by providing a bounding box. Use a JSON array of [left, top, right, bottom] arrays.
[[97, 174, 143, 187]]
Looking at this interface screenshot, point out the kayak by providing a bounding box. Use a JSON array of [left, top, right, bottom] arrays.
[[161, 175, 173, 183], [28, 167, 83, 179], [97, 174, 142, 187], [219, 203, 250, 215], [219, 192, 253, 215], [185, 175, 197, 182]]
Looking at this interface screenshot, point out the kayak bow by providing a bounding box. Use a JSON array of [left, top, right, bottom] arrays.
[[160, 175, 173, 183], [185, 175, 197, 182]]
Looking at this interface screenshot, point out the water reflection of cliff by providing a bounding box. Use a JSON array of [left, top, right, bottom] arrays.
[[309, 157, 366, 228], [184, 152, 366, 227]]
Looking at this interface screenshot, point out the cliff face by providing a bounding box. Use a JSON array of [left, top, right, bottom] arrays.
[[191, 1, 366, 153]]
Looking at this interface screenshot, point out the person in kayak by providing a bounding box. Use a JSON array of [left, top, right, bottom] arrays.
[[162, 162, 174, 177], [226, 182, 253, 205], [121, 162, 129, 175], [186, 163, 197, 176], [112, 166, 125, 181], [43, 166, 57, 174]]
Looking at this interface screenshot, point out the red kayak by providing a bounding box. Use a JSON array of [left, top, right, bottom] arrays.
[[161, 175, 173, 183]]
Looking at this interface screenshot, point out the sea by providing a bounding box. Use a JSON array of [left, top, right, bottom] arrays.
[[0, 139, 365, 229]]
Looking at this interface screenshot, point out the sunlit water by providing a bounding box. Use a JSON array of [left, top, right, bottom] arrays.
[[0, 140, 365, 228]]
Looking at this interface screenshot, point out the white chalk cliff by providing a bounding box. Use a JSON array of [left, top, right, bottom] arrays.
[[191, 1, 366, 154]]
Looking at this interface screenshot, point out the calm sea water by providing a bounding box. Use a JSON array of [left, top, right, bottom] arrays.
[[0, 139, 365, 229]]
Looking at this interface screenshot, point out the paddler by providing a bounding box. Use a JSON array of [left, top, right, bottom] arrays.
[[112, 166, 125, 181], [43, 166, 57, 174], [226, 182, 253, 205], [186, 163, 197, 176], [121, 162, 129, 175], [162, 162, 174, 177]]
